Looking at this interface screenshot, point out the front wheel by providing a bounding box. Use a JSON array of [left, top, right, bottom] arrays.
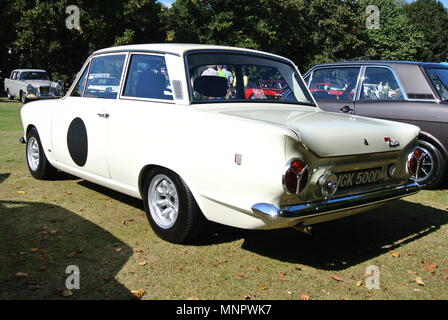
[[413, 140, 447, 189], [20, 91, 28, 104], [26, 127, 58, 180], [143, 168, 205, 244]]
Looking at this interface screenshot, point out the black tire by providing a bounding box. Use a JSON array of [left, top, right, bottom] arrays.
[[414, 140, 447, 189], [6, 89, 13, 100], [143, 168, 205, 244], [26, 127, 58, 180], [20, 91, 28, 104]]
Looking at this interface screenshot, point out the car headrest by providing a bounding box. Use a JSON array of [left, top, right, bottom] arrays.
[[193, 76, 228, 97]]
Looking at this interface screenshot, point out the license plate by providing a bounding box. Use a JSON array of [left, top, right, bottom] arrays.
[[337, 167, 382, 188]]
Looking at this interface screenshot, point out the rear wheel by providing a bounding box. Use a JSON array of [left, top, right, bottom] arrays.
[[143, 168, 205, 244], [26, 127, 58, 180], [6, 89, 13, 100], [413, 140, 446, 189]]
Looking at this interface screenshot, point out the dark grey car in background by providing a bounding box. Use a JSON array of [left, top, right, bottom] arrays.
[[304, 61, 448, 188]]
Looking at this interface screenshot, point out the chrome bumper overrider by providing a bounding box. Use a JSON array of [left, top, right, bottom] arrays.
[[252, 182, 420, 219]]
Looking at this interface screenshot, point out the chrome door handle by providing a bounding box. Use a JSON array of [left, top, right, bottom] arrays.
[[97, 113, 109, 119], [339, 106, 354, 114]]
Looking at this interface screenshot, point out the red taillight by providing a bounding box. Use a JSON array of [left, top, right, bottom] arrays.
[[408, 148, 423, 176], [283, 159, 309, 194]]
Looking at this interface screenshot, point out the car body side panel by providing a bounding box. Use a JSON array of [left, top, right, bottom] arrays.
[[106, 100, 297, 229]]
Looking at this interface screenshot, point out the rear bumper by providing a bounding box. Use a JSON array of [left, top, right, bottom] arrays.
[[251, 182, 420, 224]]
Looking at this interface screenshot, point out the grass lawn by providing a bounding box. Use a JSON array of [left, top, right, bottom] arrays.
[[0, 97, 447, 300]]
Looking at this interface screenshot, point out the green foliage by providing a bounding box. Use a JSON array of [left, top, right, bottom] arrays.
[[2, 0, 165, 88], [359, 0, 427, 61], [405, 0, 448, 62], [1, 0, 448, 92]]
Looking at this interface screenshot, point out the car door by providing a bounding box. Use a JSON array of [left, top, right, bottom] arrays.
[[353, 66, 420, 122], [107, 52, 175, 188], [52, 53, 127, 178], [353, 65, 446, 140], [307, 66, 361, 114]]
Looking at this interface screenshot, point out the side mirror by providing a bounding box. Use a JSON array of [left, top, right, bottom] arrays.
[[193, 76, 228, 97]]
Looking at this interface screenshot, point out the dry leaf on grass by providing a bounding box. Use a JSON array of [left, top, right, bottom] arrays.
[[17, 191, 26, 195], [331, 275, 344, 282], [299, 294, 310, 300], [130, 289, 145, 300], [421, 260, 438, 273], [247, 267, 259, 272], [279, 272, 287, 277], [259, 285, 268, 290], [356, 280, 363, 287], [415, 277, 425, 286], [390, 251, 400, 258], [15, 272, 28, 278], [234, 273, 245, 278], [138, 261, 147, 266], [66, 251, 77, 258], [242, 295, 251, 300], [62, 289, 73, 297]]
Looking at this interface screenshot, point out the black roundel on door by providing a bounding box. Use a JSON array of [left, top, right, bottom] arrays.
[[67, 117, 88, 167]]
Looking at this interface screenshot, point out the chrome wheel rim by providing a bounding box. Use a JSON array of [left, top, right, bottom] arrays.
[[148, 174, 179, 229], [27, 137, 40, 171], [414, 146, 434, 183]]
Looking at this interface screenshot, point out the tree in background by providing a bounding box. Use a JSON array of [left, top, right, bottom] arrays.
[[405, 0, 448, 62], [0, 0, 19, 93], [358, 0, 426, 61], [165, 0, 367, 70], [5, 0, 165, 86]]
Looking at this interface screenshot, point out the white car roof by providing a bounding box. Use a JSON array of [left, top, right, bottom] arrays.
[[92, 43, 294, 64], [14, 69, 47, 73]]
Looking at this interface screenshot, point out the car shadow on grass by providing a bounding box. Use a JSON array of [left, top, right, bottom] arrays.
[[74, 177, 447, 271], [0, 197, 133, 299], [192, 200, 448, 271], [241, 200, 448, 271], [77, 180, 144, 210]]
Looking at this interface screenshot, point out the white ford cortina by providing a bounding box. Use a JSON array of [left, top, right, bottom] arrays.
[[20, 44, 422, 243]]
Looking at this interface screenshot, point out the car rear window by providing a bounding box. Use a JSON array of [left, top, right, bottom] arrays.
[[426, 68, 448, 101]]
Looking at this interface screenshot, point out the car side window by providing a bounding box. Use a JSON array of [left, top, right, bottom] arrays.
[[359, 67, 404, 101], [70, 66, 89, 97], [309, 67, 360, 101], [122, 54, 172, 100], [84, 54, 126, 99]]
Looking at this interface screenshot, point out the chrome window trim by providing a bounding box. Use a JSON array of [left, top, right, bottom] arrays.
[[66, 52, 128, 99], [356, 65, 409, 102], [184, 49, 316, 106], [82, 52, 128, 100], [118, 52, 175, 104], [306, 66, 363, 102]]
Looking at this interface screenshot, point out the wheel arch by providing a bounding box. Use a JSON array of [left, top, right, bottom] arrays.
[[138, 164, 201, 205], [418, 131, 448, 160]]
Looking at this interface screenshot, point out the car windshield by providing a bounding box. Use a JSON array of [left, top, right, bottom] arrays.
[[187, 52, 315, 106], [427, 68, 448, 101], [21, 71, 49, 80]]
